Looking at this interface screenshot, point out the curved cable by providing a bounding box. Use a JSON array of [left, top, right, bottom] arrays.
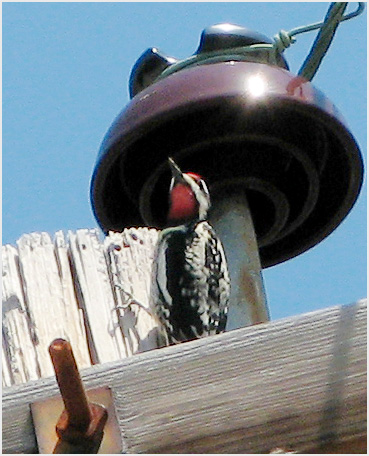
[[289, 2, 364, 38], [298, 3, 349, 80], [156, 2, 365, 83]]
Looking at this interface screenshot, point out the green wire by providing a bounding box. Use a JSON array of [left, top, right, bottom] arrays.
[[155, 2, 365, 84], [290, 1, 365, 38], [285, 2, 365, 80], [157, 46, 277, 81], [298, 3, 348, 80]]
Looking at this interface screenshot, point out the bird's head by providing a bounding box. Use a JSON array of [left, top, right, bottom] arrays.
[[167, 157, 210, 225]]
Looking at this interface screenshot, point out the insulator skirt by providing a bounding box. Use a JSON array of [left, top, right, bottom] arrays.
[[90, 61, 363, 268]]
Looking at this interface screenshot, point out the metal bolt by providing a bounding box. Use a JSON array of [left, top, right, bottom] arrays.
[[49, 338, 108, 453]]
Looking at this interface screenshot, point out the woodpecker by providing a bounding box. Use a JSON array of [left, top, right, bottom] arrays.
[[150, 157, 230, 345]]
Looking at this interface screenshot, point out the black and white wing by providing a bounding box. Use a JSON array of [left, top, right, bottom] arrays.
[[150, 221, 230, 344]]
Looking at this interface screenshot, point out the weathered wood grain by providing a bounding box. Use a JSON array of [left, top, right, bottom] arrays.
[[2, 244, 40, 384], [104, 228, 159, 355], [15, 232, 90, 379], [2, 228, 162, 387], [2, 300, 366, 454], [53, 231, 91, 366], [68, 229, 127, 363]]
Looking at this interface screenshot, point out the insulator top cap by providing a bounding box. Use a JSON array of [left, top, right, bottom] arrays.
[[196, 23, 273, 52], [129, 23, 288, 98]]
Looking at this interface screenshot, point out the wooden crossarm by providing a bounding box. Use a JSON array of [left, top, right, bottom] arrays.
[[2, 300, 366, 454]]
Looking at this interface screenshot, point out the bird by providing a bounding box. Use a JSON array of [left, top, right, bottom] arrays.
[[150, 157, 230, 345]]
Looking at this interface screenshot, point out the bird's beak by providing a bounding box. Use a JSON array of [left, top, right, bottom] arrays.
[[168, 157, 185, 181]]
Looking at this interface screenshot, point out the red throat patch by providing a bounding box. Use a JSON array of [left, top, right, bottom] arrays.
[[168, 183, 199, 221]]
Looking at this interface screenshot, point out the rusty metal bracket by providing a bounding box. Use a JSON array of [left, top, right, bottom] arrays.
[[31, 339, 122, 454]]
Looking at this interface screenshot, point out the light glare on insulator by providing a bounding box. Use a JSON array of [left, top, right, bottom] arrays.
[[215, 23, 244, 33], [247, 74, 267, 97]]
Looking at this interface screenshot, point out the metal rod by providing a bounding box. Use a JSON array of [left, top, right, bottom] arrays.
[[209, 194, 269, 330], [49, 338, 92, 432]]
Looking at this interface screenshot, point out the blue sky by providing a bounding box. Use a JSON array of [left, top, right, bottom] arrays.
[[3, 2, 367, 321]]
